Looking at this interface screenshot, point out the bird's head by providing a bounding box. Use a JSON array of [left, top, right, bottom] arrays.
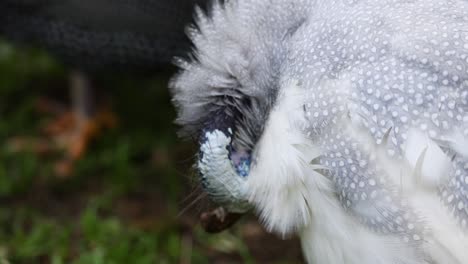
[[170, 0, 313, 234]]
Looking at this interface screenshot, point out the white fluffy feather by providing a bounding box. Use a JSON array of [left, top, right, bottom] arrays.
[[247, 81, 430, 264]]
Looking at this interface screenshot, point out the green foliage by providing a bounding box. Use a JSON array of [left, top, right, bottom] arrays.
[[0, 150, 39, 196]]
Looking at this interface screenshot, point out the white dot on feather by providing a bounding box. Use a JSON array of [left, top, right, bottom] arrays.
[[447, 195, 454, 203]]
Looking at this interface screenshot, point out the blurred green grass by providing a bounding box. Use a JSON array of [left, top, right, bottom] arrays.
[[0, 40, 303, 264]]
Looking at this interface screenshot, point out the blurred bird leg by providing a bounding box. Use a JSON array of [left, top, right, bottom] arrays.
[[200, 207, 244, 233], [52, 70, 117, 177], [67, 70, 96, 158], [7, 70, 117, 176]]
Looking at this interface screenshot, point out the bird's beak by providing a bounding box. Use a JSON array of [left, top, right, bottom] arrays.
[[200, 206, 245, 233]]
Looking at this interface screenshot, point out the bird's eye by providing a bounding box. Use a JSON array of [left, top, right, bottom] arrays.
[[230, 149, 251, 177]]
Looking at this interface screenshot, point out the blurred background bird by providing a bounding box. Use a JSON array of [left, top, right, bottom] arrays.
[[0, 0, 206, 176], [172, 0, 468, 263]]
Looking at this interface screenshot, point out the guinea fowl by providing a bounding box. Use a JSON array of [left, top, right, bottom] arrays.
[[172, 0, 468, 263], [0, 0, 205, 175]]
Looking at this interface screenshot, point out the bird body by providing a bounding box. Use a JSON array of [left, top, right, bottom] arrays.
[[172, 0, 468, 263]]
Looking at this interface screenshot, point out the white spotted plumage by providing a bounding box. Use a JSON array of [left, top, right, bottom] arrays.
[[171, 0, 468, 263]]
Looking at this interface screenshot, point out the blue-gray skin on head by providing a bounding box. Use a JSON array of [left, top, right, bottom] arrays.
[[198, 111, 251, 213]]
